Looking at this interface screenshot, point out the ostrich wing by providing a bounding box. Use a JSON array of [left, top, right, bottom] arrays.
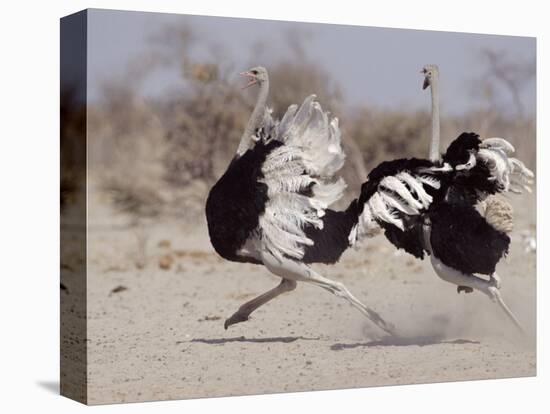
[[258, 96, 347, 262], [441, 132, 534, 202], [351, 158, 438, 246], [478, 138, 534, 194]]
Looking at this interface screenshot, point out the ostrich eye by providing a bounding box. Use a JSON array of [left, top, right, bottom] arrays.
[[251, 70, 258, 75]]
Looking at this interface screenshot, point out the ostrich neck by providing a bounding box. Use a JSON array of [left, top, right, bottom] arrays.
[[236, 79, 269, 156], [429, 77, 441, 162]]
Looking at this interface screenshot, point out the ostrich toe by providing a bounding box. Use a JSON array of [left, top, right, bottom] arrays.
[[457, 285, 474, 294], [224, 312, 249, 329]]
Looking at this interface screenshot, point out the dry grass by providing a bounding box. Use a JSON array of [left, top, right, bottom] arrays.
[[72, 27, 535, 222]]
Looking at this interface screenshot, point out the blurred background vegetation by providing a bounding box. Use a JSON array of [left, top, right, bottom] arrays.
[[62, 21, 536, 223]]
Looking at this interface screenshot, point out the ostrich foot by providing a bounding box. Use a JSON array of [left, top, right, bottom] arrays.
[[457, 286, 474, 294], [431, 258, 524, 333], [224, 312, 249, 329], [424, 224, 523, 333], [224, 279, 297, 330], [261, 251, 397, 336]]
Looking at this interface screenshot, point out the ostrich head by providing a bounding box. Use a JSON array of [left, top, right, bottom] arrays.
[[421, 64, 439, 90], [240, 66, 268, 89]]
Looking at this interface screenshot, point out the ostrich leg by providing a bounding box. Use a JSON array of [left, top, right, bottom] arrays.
[[224, 278, 297, 329], [422, 223, 524, 333], [261, 251, 397, 336], [429, 256, 524, 333]]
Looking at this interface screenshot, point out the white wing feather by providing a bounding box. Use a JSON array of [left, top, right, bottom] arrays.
[[354, 171, 439, 244], [353, 136, 533, 247], [256, 95, 346, 260], [478, 137, 534, 194]]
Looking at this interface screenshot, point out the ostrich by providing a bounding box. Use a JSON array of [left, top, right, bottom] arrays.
[[422, 64, 534, 328], [348, 64, 533, 331], [205, 66, 395, 334]]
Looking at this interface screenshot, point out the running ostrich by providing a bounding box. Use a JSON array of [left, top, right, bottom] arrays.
[[350, 64, 533, 330], [205, 66, 395, 334]]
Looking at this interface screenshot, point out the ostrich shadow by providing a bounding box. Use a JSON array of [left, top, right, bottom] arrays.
[[330, 335, 479, 351], [188, 335, 320, 345]]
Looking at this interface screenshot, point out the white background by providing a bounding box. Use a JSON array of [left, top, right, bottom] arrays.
[[0, 0, 546, 412]]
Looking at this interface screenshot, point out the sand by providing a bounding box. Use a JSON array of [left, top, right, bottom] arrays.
[[78, 192, 536, 405]]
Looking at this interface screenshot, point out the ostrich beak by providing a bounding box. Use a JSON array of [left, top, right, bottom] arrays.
[[240, 71, 258, 89]]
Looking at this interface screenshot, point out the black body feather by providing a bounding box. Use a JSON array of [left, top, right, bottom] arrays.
[[429, 202, 510, 275], [360, 132, 511, 276], [359, 158, 434, 206], [443, 132, 481, 166], [361, 158, 435, 261], [205, 140, 282, 264], [302, 201, 360, 264], [440, 132, 502, 205], [206, 137, 357, 266], [381, 218, 426, 260], [207, 130, 511, 275]]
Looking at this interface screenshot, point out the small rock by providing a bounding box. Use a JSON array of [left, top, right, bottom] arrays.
[[110, 285, 128, 295], [159, 254, 174, 270], [158, 240, 171, 249]]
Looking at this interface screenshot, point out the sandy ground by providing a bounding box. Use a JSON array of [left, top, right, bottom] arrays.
[[73, 191, 536, 404]]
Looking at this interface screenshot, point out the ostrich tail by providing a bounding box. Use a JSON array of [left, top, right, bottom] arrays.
[[479, 196, 514, 235]]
